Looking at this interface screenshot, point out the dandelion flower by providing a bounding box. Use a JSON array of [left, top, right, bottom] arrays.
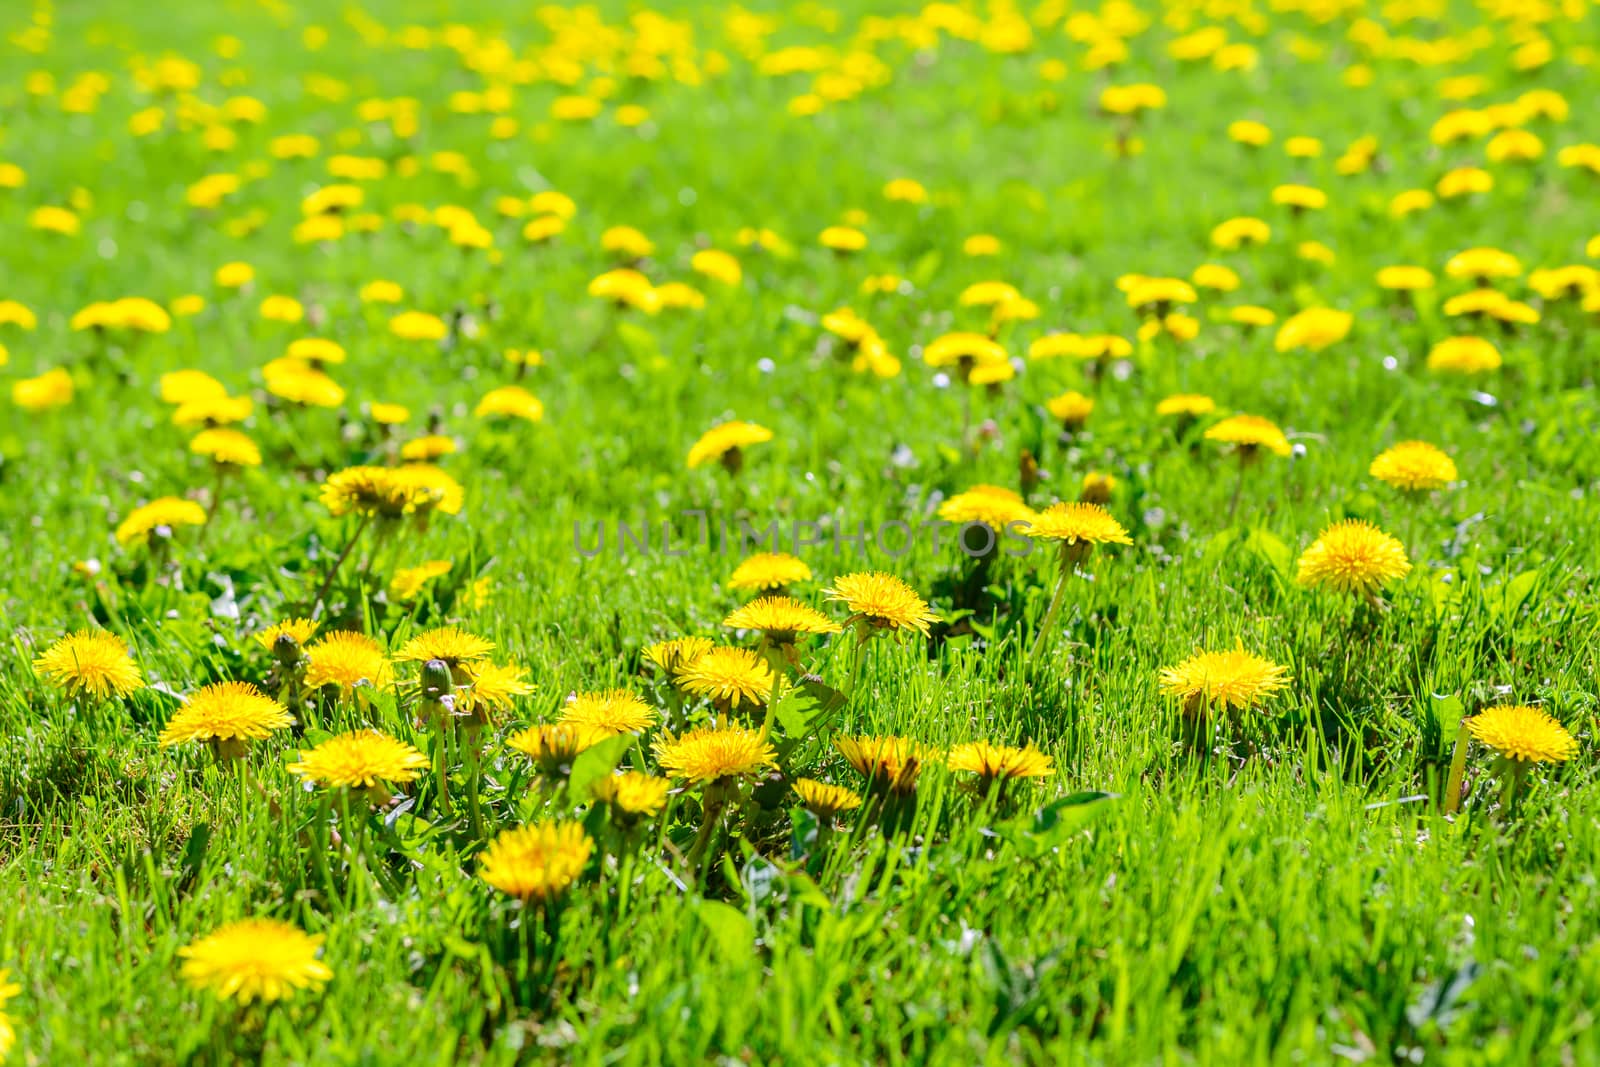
[[32, 630, 143, 700], [937, 485, 1037, 530], [1295, 520, 1411, 599], [507, 722, 611, 773], [475, 385, 544, 422], [642, 636, 716, 677], [12, 368, 76, 412], [1274, 308, 1352, 353], [478, 822, 594, 903], [1465, 705, 1578, 764], [1046, 390, 1095, 430], [1204, 414, 1291, 457], [592, 771, 671, 818], [824, 573, 938, 636], [178, 918, 332, 1005], [114, 497, 207, 546], [190, 428, 261, 468], [0, 969, 18, 1061], [304, 631, 393, 691], [1157, 394, 1216, 418], [461, 662, 534, 715], [653, 725, 777, 782], [559, 690, 657, 734], [1159, 643, 1290, 714], [395, 626, 492, 667], [389, 559, 453, 600], [1020, 502, 1132, 548], [793, 778, 863, 819], [400, 434, 456, 462], [836, 735, 927, 796], [727, 552, 812, 593], [158, 681, 291, 753], [687, 420, 773, 471], [724, 596, 842, 644], [254, 618, 318, 652], [1370, 442, 1458, 491], [287, 729, 429, 795], [160, 370, 227, 405], [947, 742, 1055, 784], [676, 647, 775, 709], [1427, 336, 1502, 374]]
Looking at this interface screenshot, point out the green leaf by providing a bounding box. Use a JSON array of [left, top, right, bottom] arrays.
[[1243, 529, 1292, 578], [569, 732, 636, 798], [994, 791, 1117, 857], [1430, 694, 1465, 741], [693, 899, 754, 961], [774, 678, 847, 738], [910, 249, 942, 286]]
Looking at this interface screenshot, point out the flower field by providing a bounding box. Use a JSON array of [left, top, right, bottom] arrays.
[[2, 0, 1599, 1062]]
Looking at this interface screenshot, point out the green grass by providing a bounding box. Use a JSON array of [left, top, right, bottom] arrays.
[[2, 0, 1599, 1063]]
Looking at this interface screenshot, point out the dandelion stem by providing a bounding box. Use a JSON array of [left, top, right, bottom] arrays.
[[843, 632, 869, 698], [759, 647, 786, 742], [431, 723, 454, 818], [1227, 456, 1247, 524], [685, 788, 727, 885], [313, 514, 372, 616], [1442, 721, 1470, 815], [1029, 556, 1072, 665]]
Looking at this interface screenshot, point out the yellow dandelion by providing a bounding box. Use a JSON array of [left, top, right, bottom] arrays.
[[507, 722, 611, 774], [1465, 705, 1578, 764], [937, 485, 1037, 530], [676, 647, 775, 709], [653, 725, 777, 782], [190, 428, 261, 468], [793, 778, 863, 819], [304, 631, 393, 691], [1157, 393, 1216, 418], [158, 681, 291, 750], [1021, 502, 1132, 548], [32, 630, 143, 700], [160, 369, 227, 405], [178, 918, 332, 1005], [687, 420, 774, 470], [254, 618, 318, 652], [947, 741, 1056, 783], [823, 573, 939, 636], [724, 596, 842, 643], [836, 735, 927, 796], [1295, 520, 1411, 599], [642, 636, 716, 677], [591, 771, 671, 818], [1159, 643, 1290, 714], [114, 497, 207, 546], [1046, 390, 1095, 429], [475, 385, 544, 422], [395, 626, 493, 667], [388, 559, 452, 600], [727, 552, 812, 593], [400, 434, 457, 462], [478, 822, 594, 902], [287, 729, 429, 791], [559, 690, 657, 734], [1427, 336, 1502, 374], [1370, 442, 1458, 491], [462, 662, 535, 716], [1205, 414, 1292, 457]]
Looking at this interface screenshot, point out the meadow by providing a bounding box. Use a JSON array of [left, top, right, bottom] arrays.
[[1, 0, 1598, 1063]]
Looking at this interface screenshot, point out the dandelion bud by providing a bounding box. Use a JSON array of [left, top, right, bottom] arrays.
[[420, 659, 453, 703], [272, 631, 304, 667]]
